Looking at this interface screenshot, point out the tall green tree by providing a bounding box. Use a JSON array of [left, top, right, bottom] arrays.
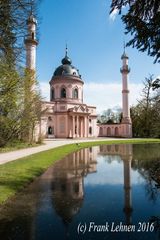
[[131, 75, 160, 137], [21, 69, 42, 143], [110, 0, 160, 63], [0, 58, 23, 146], [0, 61, 42, 146]]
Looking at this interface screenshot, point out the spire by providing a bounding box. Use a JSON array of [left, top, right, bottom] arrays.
[[65, 43, 68, 57], [30, 0, 33, 15], [121, 41, 128, 59], [61, 44, 72, 65], [27, 0, 37, 25], [124, 40, 126, 53]]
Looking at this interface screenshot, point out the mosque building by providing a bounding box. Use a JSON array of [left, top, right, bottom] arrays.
[[25, 12, 132, 139]]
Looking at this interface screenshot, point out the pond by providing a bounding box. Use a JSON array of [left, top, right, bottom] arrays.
[[0, 143, 160, 240]]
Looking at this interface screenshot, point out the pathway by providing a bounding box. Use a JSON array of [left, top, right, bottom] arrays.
[[0, 138, 129, 165]]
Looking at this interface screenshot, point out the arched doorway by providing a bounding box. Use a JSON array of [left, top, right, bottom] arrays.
[[99, 127, 103, 136], [115, 127, 119, 136], [89, 126, 92, 135], [107, 127, 111, 136], [48, 126, 53, 135]]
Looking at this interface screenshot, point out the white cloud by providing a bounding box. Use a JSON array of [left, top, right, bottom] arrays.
[[83, 82, 143, 113], [39, 81, 50, 101], [39, 81, 143, 114], [109, 8, 118, 21]]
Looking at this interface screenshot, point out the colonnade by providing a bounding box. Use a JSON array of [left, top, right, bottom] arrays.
[[71, 115, 88, 138]]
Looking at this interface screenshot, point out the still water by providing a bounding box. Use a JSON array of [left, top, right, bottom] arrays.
[[0, 143, 160, 240]]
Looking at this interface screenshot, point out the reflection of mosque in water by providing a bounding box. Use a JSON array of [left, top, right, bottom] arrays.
[[52, 147, 98, 223], [52, 144, 133, 225], [1, 144, 160, 240]]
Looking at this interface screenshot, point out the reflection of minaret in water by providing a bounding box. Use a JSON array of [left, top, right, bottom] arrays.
[[51, 147, 98, 238], [122, 145, 133, 225]]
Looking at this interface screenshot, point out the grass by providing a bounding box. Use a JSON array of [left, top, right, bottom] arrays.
[[0, 138, 160, 205], [0, 141, 42, 153]]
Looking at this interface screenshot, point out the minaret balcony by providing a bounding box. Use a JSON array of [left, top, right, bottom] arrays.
[[120, 66, 130, 73], [24, 38, 38, 46]]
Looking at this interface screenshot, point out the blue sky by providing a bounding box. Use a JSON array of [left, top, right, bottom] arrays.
[[36, 0, 160, 112]]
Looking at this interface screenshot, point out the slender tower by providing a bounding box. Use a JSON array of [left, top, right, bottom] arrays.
[[24, 10, 38, 71], [120, 46, 132, 137]]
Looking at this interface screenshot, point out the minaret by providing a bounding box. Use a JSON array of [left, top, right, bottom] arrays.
[[24, 9, 38, 71], [120, 45, 131, 124], [120, 45, 132, 137]]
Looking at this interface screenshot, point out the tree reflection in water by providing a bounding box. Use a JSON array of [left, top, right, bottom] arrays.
[[132, 144, 160, 202]]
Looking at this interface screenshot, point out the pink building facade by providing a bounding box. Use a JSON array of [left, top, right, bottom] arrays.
[[39, 49, 98, 138], [25, 13, 132, 139]]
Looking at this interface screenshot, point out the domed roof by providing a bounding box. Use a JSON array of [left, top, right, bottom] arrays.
[[53, 48, 81, 78]]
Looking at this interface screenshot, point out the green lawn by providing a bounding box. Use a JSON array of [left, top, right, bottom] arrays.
[[0, 141, 42, 153], [0, 138, 160, 205]]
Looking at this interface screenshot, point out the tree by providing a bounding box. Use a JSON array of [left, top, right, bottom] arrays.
[[97, 108, 122, 124], [0, 0, 42, 147], [21, 69, 42, 143], [131, 75, 160, 137], [0, 60, 42, 146], [152, 78, 160, 90], [110, 0, 160, 63], [0, 58, 23, 146]]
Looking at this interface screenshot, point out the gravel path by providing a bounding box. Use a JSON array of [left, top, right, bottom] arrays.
[[0, 138, 128, 165]]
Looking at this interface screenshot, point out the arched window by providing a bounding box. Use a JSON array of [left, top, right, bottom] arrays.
[[48, 126, 53, 135], [61, 88, 66, 98], [89, 126, 92, 134], [32, 32, 34, 40], [51, 88, 54, 100], [73, 88, 78, 99], [48, 116, 52, 121]]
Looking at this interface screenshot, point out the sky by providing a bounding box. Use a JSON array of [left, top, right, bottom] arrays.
[[36, 0, 160, 113]]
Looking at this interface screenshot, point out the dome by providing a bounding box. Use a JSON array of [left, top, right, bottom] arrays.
[[53, 49, 81, 78], [54, 64, 80, 78]]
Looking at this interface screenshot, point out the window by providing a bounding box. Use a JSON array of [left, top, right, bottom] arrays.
[[89, 126, 92, 134], [51, 88, 54, 100], [32, 32, 34, 40], [48, 126, 52, 135], [48, 116, 52, 121], [61, 88, 66, 98], [61, 183, 66, 192], [73, 88, 78, 99], [73, 182, 79, 193]]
